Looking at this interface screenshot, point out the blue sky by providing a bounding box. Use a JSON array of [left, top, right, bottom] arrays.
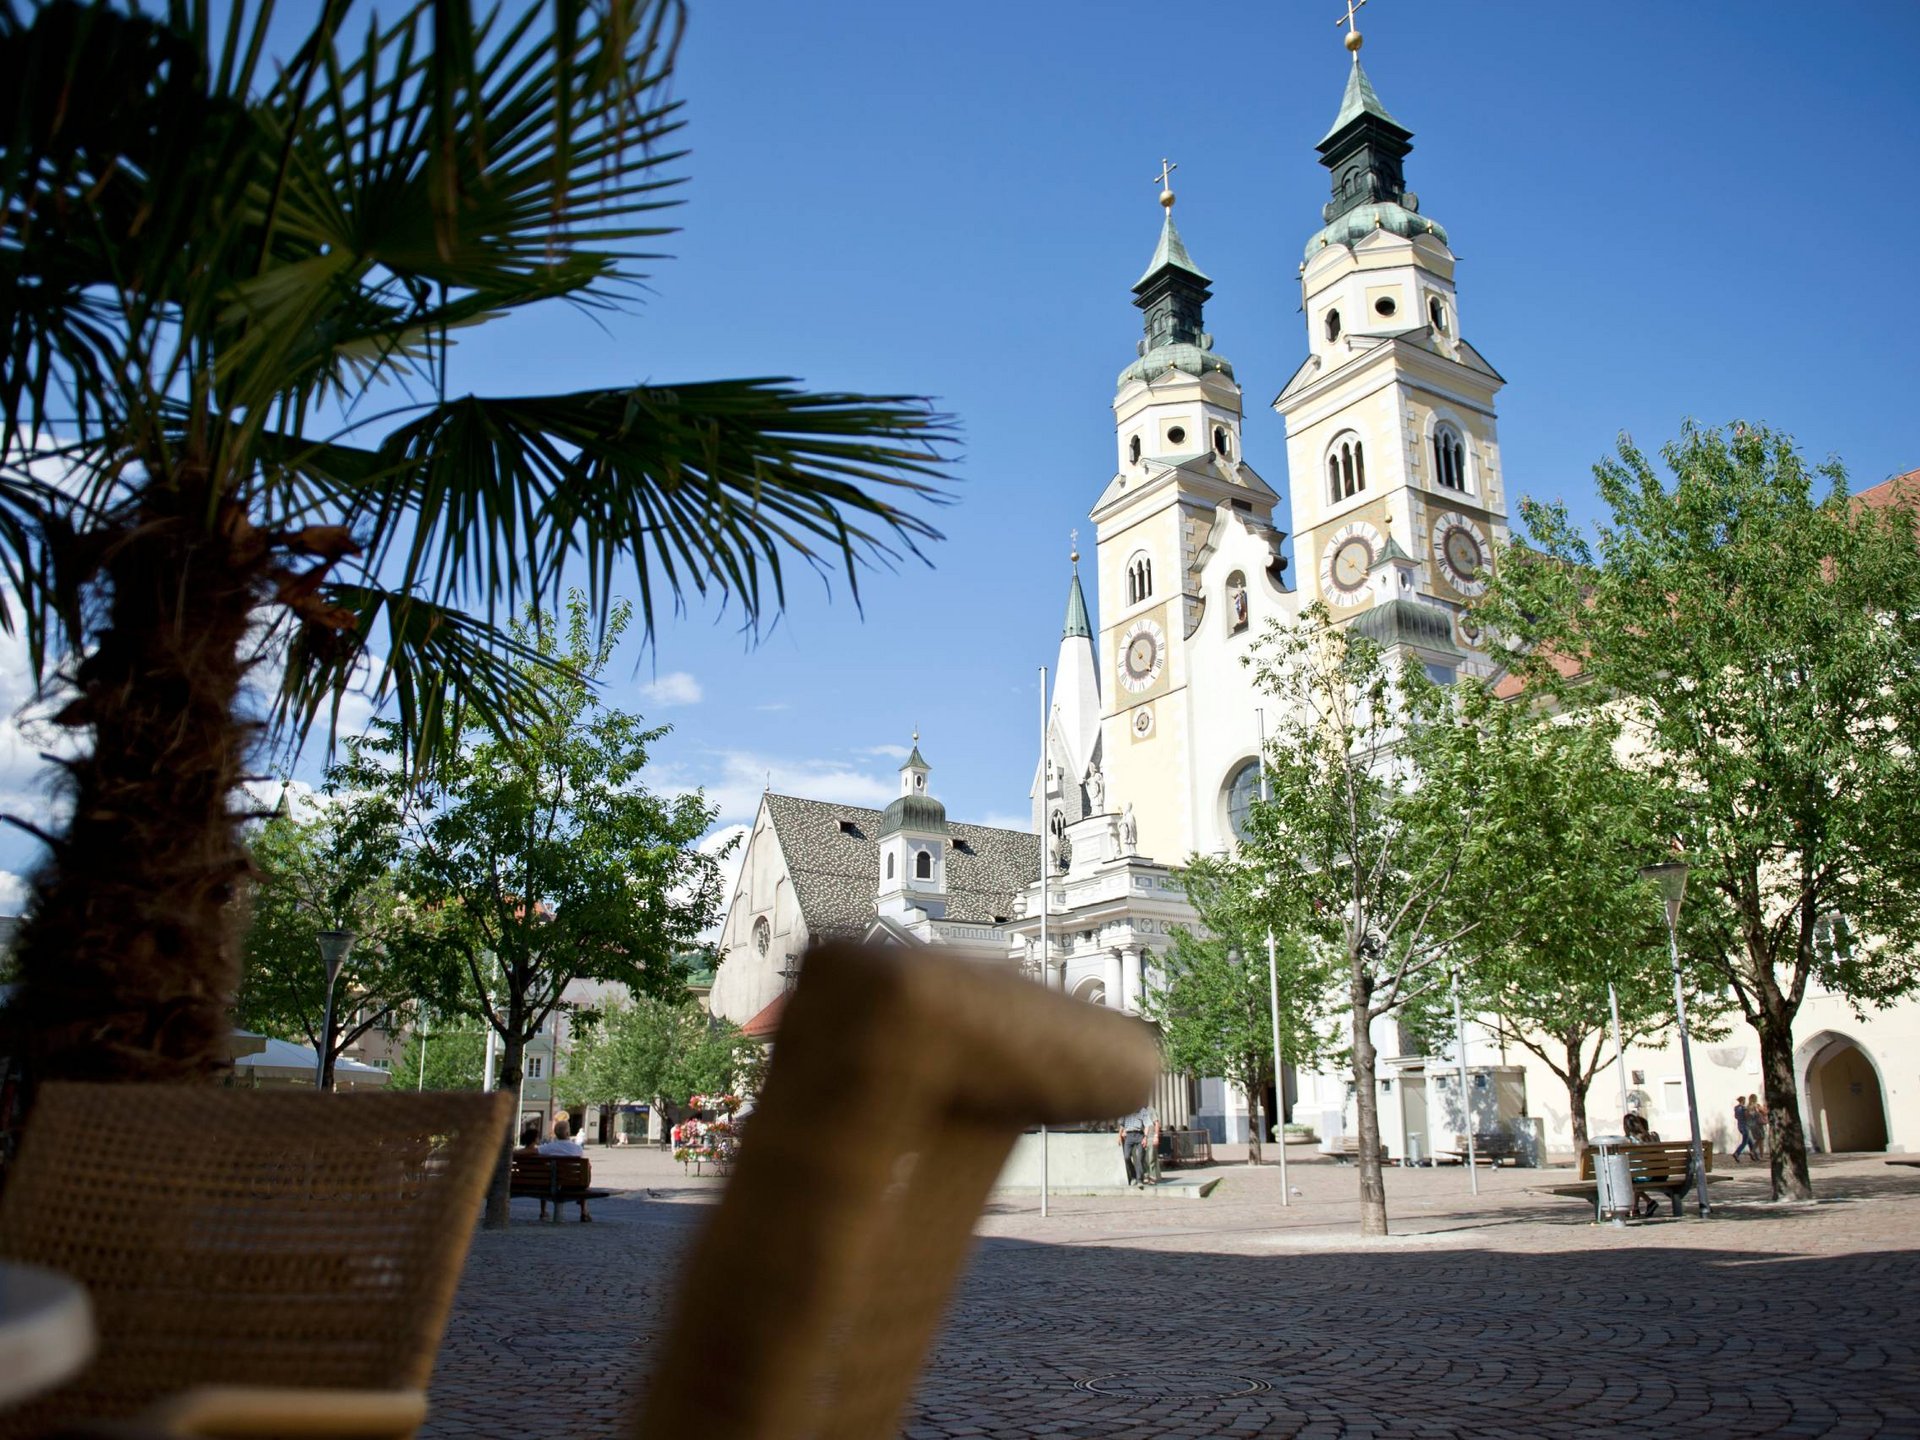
[[3, 1, 1919, 904]]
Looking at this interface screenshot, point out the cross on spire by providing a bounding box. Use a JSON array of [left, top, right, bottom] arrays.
[[1153, 157, 1177, 209], [1335, 0, 1368, 50], [1070, 528, 1080, 568]]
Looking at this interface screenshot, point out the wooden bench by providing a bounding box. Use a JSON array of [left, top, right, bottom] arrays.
[[510, 1154, 609, 1221], [1331, 1136, 1389, 1165], [1544, 1141, 1714, 1218], [1436, 1132, 1523, 1167]]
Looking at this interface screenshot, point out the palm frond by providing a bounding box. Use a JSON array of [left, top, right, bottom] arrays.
[[366, 379, 956, 639], [268, 581, 567, 774]]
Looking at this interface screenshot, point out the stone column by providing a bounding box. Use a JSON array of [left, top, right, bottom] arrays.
[[1122, 948, 1145, 1015], [1104, 949, 1124, 1011]]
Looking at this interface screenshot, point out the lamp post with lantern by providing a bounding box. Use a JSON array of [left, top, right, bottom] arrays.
[[1638, 860, 1709, 1217], [314, 928, 355, 1091]]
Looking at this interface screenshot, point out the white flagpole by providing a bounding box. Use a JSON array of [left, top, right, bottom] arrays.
[[1258, 708, 1289, 1207], [1039, 663, 1050, 1220]]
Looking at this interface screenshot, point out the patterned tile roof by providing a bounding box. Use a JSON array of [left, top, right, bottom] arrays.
[[762, 793, 1040, 938]]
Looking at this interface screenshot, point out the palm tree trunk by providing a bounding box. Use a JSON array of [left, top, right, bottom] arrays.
[[12, 482, 265, 1087]]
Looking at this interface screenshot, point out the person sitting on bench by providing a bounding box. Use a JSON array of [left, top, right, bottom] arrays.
[[539, 1116, 593, 1222], [1623, 1110, 1665, 1218], [515, 1122, 555, 1221]]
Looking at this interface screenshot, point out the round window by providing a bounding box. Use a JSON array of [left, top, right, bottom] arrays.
[[1374, 296, 1397, 317], [752, 915, 771, 956], [1167, 425, 1187, 447], [1226, 759, 1261, 842]]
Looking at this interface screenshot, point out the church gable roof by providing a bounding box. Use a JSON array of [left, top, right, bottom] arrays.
[[761, 793, 1040, 937]]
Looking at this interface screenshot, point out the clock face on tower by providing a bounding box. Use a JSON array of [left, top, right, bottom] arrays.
[[1430, 513, 1492, 596], [1318, 520, 1385, 607], [1118, 617, 1166, 694]]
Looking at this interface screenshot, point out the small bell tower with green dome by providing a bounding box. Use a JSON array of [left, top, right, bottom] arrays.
[[876, 736, 949, 921]]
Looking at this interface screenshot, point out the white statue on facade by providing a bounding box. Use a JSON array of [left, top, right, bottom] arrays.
[[1119, 802, 1138, 855], [1085, 763, 1106, 815]]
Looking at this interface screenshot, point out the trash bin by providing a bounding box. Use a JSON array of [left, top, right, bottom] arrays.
[[1592, 1135, 1634, 1223]]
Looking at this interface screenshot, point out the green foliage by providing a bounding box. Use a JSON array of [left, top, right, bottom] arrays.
[[558, 993, 749, 1108], [333, 595, 729, 1087], [236, 805, 460, 1087], [393, 1026, 487, 1093], [1481, 422, 1920, 1192], [1146, 860, 1340, 1117], [1441, 693, 1727, 1139]]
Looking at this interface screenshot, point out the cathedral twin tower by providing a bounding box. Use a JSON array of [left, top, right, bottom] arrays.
[[1045, 37, 1511, 870]]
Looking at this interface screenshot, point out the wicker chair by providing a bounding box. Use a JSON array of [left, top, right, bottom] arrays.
[[0, 1084, 511, 1439], [633, 941, 1160, 1440]]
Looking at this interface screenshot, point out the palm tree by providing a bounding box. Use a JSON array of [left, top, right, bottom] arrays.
[[0, 0, 951, 1086]]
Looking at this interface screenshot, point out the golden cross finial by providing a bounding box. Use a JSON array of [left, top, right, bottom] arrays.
[[1153, 158, 1177, 209], [1336, 0, 1368, 51], [1070, 528, 1080, 568]]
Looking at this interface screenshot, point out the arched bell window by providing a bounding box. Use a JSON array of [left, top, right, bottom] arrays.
[[915, 850, 932, 880], [1127, 552, 1154, 605], [1325, 309, 1343, 343], [1326, 432, 1366, 504], [1432, 424, 1467, 492]]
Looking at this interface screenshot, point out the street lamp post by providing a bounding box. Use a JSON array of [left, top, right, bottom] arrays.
[[1256, 708, 1289, 1207], [1638, 861, 1708, 1217], [314, 929, 355, 1091]]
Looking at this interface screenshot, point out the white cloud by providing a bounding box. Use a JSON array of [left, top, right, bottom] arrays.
[[0, 869, 31, 913], [860, 743, 911, 761], [753, 701, 790, 713], [640, 671, 703, 708], [664, 749, 894, 827], [0, 629, 76, 842], [974, 811, 1034, 833]]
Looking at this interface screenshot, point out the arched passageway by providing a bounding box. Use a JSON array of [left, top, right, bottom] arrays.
[[1799, 1033, 1889, 1154]]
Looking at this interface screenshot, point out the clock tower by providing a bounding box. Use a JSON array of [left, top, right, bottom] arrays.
[[1091, 174, 1291, 865], [1275, 36, 1508, 681]]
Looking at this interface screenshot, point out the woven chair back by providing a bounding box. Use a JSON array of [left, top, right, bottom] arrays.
[[634, 942, 1159, 1440], [0, 1083, 510, 1434]]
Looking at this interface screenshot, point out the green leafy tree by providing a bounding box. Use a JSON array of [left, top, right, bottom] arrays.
[[394, 1025, 487, 1093], [559, 993, 747, 1112], [336, 596, 728, 1225], [1482, 423, 1920, 1198], [1242, 605, 1493, 1236], [236, 804, 458, 1089], [0, 0, 950, 1089], [1446, 696, 1727, 1149], [1146, 860, 1339, 1163]]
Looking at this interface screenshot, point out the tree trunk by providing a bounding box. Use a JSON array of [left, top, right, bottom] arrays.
[[1351, 1002, 1388, 1237], [1246, 1078, 1263, 1164], [1755, 1003, 1813, 1201], [11, 486, 264, 1089], [1565, 1034, 1591, 1153], [484, 1019, 526, 1229]]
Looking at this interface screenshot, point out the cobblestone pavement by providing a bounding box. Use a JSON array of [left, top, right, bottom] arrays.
[[425, 1147, 1920, 1438]]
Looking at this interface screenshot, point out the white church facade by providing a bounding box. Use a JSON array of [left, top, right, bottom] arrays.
[[710, 37, 1523, 1146]]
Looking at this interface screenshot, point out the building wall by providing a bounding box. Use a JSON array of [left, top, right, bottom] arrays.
[[1506, 988, 1917, 1157], [709, 801, 803, 1026]]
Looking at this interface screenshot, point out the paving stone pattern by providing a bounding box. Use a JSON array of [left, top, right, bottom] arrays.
[[426, 1148, 1920, 1438]]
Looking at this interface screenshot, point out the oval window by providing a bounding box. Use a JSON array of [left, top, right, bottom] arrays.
[[1128, 435, 1142, 464], [1226, 759, 1261, 842], [1213, 426, 1231, 458], [1167, 425, 1187, 447], [1325, 309, 1342, 342], [1374, 296, 1397, 317]]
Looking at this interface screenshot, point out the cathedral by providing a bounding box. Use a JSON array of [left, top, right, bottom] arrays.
[[711, 30, 1513, 1141]]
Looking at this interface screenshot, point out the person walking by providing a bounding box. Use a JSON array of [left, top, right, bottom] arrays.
[[1732, 1096, 1753, 1162], [1746, 1095, 1768, 1159]]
